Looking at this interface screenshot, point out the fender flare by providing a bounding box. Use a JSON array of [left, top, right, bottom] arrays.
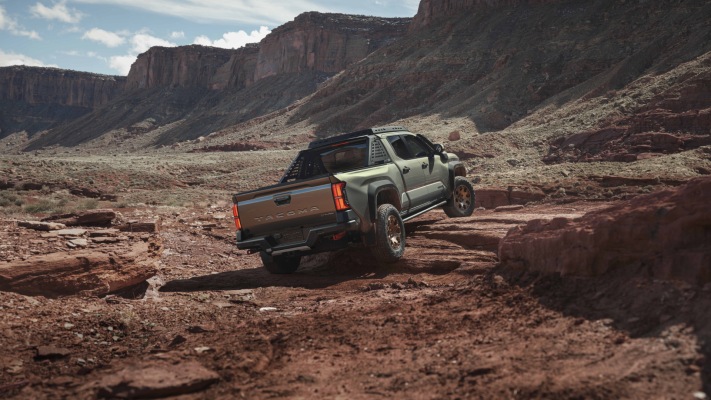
[[367, 180, 401, 221], [448, 162, 467, 191]]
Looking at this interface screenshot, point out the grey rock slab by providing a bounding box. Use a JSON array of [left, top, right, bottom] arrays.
[[18, 220, 66, 231], [57, 229, 87, 237], [68, 238, 88, 248]]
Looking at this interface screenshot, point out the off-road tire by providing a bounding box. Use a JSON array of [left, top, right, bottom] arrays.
[[443, 177, 475, 218], [371, 204, 406, 263], [260, 251, 301, 274]]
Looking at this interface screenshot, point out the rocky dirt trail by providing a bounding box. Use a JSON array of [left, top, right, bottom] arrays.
[[1, 199, 709, 399]]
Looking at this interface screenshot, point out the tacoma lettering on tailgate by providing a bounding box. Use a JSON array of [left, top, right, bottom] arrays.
[[254, 206, 320, 222]]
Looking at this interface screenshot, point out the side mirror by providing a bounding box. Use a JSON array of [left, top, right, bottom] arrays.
[[434, 144, 448, 162]]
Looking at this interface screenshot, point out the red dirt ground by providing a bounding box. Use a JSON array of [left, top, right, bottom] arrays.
[[1, 203, 709, 399]]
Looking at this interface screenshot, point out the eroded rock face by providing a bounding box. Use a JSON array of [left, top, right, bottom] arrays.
[[499, 177, 711, 285], [0, 66, 125, 108], [256, 12, 409, 80], [0, 66, 125, 137], [125, 45, 255, 91], [410, 0, 560, 31]]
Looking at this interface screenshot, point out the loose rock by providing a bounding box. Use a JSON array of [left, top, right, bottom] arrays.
[[96, 361, 219, 398]]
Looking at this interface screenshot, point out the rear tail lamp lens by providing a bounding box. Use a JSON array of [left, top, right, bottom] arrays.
[[331, 182, 350, 211], [232, 203, 242, 230]]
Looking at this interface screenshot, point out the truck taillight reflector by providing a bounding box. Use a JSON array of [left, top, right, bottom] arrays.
[[331, 182, 350, 211], [232, 203, 242, 230]]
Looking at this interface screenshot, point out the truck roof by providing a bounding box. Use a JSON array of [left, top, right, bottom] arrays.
[[307, 126, 408, 149]]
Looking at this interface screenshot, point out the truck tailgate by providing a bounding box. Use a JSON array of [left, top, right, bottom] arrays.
[[235, 176, 338, 237]]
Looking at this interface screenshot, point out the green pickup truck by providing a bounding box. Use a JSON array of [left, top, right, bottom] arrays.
[[231, 126, 474, 273]]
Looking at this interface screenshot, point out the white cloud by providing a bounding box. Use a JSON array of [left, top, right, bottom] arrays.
[[70, 0, 321, 25], [373, 0, 419, 13], [170, 31, 184, 39], [30, 1, 83, 24], [0, 5, 42, 39], [59, 49, 107, 62], [109, 54, 135, 75], [130, 33, 175, 53], [0, 49, 58, 68], [0, 6, 13, 30], [193, 26, 270, 49], [82, 28, 125, 47]]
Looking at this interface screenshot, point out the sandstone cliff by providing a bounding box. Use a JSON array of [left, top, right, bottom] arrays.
[[0, 66, 125, 108], [125, 45, 257, 91], [256, 12, 409, 80], [409, 0, 559, 30], [0, 66, 125, 138]]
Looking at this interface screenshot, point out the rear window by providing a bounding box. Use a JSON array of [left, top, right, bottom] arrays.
[[319, 140, 368, 173], [280, 139, 369, 183]]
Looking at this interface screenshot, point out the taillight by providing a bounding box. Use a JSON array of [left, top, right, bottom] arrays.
[[232, 203, 242, 230], [331, 182, 350, 211]]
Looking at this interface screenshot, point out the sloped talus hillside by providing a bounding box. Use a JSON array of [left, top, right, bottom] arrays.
[[293, 0, 711, 136]]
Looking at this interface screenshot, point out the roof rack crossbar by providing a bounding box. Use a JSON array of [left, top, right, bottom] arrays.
[[307, 126, 408, 149]]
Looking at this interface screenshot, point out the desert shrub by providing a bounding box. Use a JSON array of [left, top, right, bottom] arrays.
[[24, 199, 64, 214], [0, 191, 19, 207], [78, 198, 99, 210]]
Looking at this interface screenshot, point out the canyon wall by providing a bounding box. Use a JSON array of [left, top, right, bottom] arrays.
[[410, 0, 559, 30], [0, 66, 126, 138], [0, 66, 125, 109], [124, 45, 251, 91], [256, 12, 409, 80], [123, 13, 409, 91]]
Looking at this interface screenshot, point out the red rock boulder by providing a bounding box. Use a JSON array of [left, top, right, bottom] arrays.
[[498, 177, 711, 284]]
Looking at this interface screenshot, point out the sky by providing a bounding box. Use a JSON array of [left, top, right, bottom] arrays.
[[0, 0, 419, 76]]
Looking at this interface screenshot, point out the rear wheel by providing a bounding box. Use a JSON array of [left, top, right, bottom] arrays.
[[443, 177, 475, 218], [371, 204, 406, 263], [260, 251, 301, 274]]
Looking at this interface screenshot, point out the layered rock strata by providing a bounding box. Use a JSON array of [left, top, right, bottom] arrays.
[[499, 177, 711, 285]]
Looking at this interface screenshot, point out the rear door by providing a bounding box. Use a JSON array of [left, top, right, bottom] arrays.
[[386, 135, 429, 211], [414, 134, 449, 201]]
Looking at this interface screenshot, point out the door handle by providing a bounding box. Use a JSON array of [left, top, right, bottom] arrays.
[[421, 162, 428, 168], [403, 166, 410, 173]]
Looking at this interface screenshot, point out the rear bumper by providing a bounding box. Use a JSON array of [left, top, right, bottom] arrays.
[[236, 210, 360, 255]]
